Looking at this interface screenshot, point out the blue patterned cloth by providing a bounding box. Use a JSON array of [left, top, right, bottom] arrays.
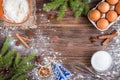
[[54, 64, 71, 80]]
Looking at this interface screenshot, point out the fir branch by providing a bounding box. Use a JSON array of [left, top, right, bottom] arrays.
[[69, 0, 80, 11], [3, 49, 15, 67], [74, 2, 84, 18], [84, 3, 90, 15], [83, 0, 91, 15], [84, 0, 91, 3], [11, 73, 23, 80], [18, 53, 35, 67], [0, 75, 4, 80], [0, 37, 11, 56], [0, 55, 3, 66], [14, 53, 21, 68], [43, 0, 64, 11], [0, 37, 35, 80], [20, 63, 34, 70], [43, 0, 91, 20], [15, 74, 28, 80], [15, 64, 33, 74], [57, 1, 67, 20]]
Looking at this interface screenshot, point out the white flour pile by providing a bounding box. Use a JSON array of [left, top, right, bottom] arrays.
[[3, 0, 29, 23]]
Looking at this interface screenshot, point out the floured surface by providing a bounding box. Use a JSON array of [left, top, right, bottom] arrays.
[[0, 13, 62, 80]]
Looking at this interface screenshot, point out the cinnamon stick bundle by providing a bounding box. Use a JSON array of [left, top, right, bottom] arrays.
[[98, 30, 118, 39], [14, 34, 30, 48], [90, 30, 118, 46]]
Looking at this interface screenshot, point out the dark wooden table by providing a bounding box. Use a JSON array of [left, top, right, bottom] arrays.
[[36, 0, 105, 67]]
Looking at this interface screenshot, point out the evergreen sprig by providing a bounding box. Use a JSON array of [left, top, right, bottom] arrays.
[[43, 0, 91, 20], [0, 37, 35, 80]]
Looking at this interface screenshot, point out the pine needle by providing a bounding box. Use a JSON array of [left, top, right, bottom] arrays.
[[0, 37, 11, 56], [43, 0, 64, 11], [3, 49, 15, 67], [14, 53, 21, 67], [0, 75, 4, 80], [84, 3, 90, 15], [0, 37, 35, 80], [43, 0, 91, 20], [0, 55, 3, 66], [74, 2, 84, 18], [83, 0, 91, 15], [15, 74, 28, 80], [16, 64, 33, 73], [69, 0, 80, 11], [11, 73, 23, 80], [18, 53, 35, 67], [57, 2, 67, 20]]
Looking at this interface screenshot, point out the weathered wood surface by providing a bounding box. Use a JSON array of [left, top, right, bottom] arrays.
[[36, 0, 119, 66]]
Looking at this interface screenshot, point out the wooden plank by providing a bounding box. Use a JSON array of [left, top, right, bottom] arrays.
[[35, 0, 105, 66]]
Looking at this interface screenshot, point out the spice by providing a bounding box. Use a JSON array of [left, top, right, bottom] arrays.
[[98, 30, 118, 39], [90, 37, 98, 43], [48, 14, 55, 20], [20, 36, 32, 42], [38, 66, 51, 77], [90, 30, 118, 46], [99, 30, 118, 45], [35, 56, 42, 64], [15, 34, 30, 48], [91, 51, 113, 72], [15, 41, 20, 46], [13, 34, 32, 42], [102, 38, 110, 46], [3, 0, 30, 23]]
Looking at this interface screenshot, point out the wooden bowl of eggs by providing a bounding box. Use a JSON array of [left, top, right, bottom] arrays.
[[0, 0, 32, 24], [88, 0, 120, 31]]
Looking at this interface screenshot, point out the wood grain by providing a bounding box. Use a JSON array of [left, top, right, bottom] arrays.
[[36, 0, 106, 66]]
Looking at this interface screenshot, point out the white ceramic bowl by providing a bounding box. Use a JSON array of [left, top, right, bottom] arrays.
[[91, 51, 113, 72]]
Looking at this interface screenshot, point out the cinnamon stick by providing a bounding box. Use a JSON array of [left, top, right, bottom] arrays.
[[102, 38, 110, 46], [15, 34, 30, 48], [20, 36, 32, 42], [13, 34, 32, 42], [98, 30, 118, 39]]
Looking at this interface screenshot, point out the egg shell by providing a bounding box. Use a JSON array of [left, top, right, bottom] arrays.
[[106, 10, 118, 22], [88, 0, 120, 31], [106, 0, 119, 5], [88, 9, 101, 22], [115, 2, 120, 14], [98, 2, 110, 13], [97, 18, 109, 30]]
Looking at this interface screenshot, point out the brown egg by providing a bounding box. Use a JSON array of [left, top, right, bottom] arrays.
[[106, 10, 118, 22], [97, 18, 109, 30], [115, 2, 120, 14], [106, 0, 119, 5], [89, 9, 101, 21], [98, 2, 110, 13]]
